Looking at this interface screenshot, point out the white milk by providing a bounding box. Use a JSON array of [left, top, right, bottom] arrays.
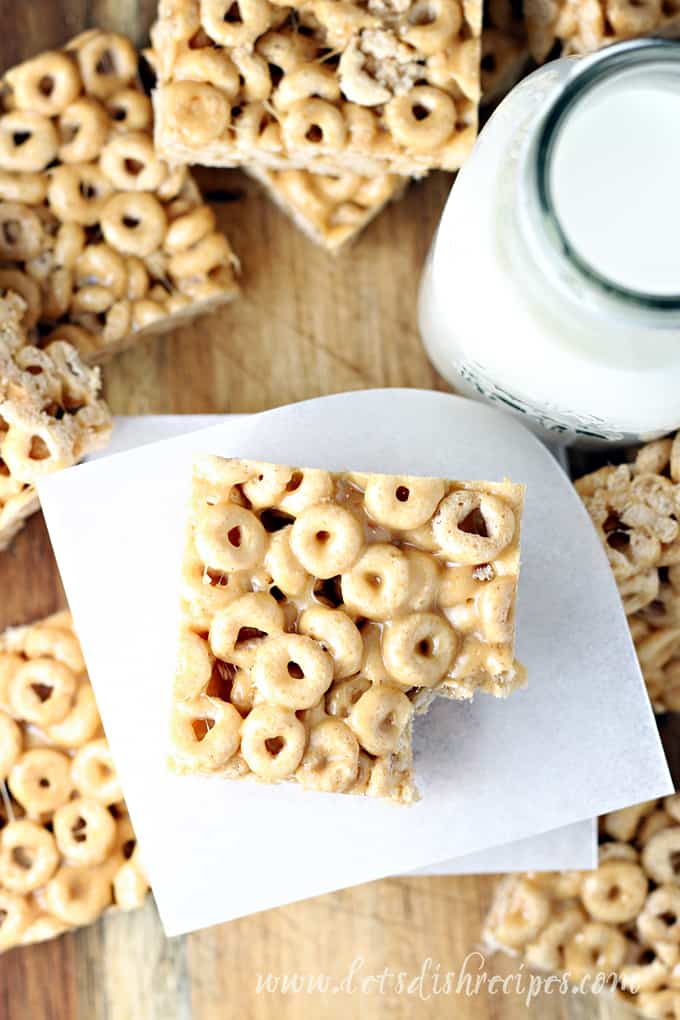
[[418, 40, 680, 444]]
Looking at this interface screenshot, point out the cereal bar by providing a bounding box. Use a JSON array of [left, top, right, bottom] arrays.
[[0, 29, 239, 364], [525, 0, 680, 64], [575, 433, 680, 713], [246, 166, 406, 251], [0, 611, 149, 951], [0, 293, 111, 551], [482, 796, 680, 1019], [171, 456, 525, 803], [151, 0, 483, 177]]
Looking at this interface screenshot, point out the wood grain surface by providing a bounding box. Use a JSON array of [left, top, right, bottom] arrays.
[[0, 5, 650, 1019]]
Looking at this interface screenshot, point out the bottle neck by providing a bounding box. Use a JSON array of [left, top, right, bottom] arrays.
[[518, 38, 680, 328]]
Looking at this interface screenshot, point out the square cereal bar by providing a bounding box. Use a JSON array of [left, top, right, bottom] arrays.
[[525, 0, 680, 63], [151, 0, 483, 176], [0, 293, 111, 551], [0, 611, 149, 951], [171, 456, 524, 803], [246, 166, 406, 250], [482, 796, 680, 1018], [575, 431, 680, 714], [0, 29, 239, 364]]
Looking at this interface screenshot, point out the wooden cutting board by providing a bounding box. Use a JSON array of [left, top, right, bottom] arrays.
[[0, 4, 652, 1018]]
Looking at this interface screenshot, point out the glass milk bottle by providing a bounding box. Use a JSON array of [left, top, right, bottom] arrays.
[[418, 39, 680, 444]]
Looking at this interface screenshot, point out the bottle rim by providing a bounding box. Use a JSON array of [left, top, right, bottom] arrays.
[[530, 37, 680, 314]]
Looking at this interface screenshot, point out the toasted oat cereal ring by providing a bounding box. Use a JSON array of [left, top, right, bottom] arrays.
[[230, 49, 272, 102], [6, 51, 81, 116], [240, 703, 306, 780], [432, 490, 516, 564], [0, 819, 59, 893], [45, 322, 99, 356], [54, 221, 86, 266], [71, 739, 121, 805], [531, 871, 584, 899], [229, 667, 255, 715], [174, 629, 213, 701], [0, 111, 58, 172], [9, 657, 77, 727], [164, 205, 216, 254], [195, 503, 267, 573], [131, 298, 165, 330], [296, 718, 359, 793], [363, 475, 446, 531], [341, 544, 410, 620], [44, 864, 112, 926], [100, 132, 167, 192], [242, 462, 295, 510], [0, 170, 47, 204], [382, 612, 457, 688], [47, 163, 113, 225], [664, 793, 680, 823], [599, 842, 639, 863], [41, 265, 74, 319], [253, 633, 334, 710], [106, 88, 152, 132], [298, 607, 363, 680], [113, 858, 148, 910], [348, 684, 413, 756], [20, 913, 70, 946], [402, 0, 463, 55], [173, 48, 240, 99], [124, 256, 148, 300], [201, 0, 274, 47], [9, 748, 72, 814], [642, 827, 680, 884], [282, 98, 347, 154], [326, 674, 371, 719], [264, 526, 310, 598], [637, 885, 680, 945], [563, 922, 627, 980], [384, 86, 456, 152], [604, 800, 657, 842], [0, 710, 22, 779], [273, 65, 341, 112], [0, 202, 44, 260], [0, 888, 32, 950], [74, 243, 127, 299], [276, 468, 333, 515], [45, 683, 101, 748], [338, 41, 391, 107], [58, 97, 110, 163], [490, 878, 551, 948], [209, 591, 285, 669], [160, 81, 230, 146], [76, 31, 137, 99], [404, 548, 440, 611], [168, 232, 233, 279], [581, 860, 648, 924], [290, 503, 363, 579], [100, 192, 167, 256], [53, 797, 117, 867], [478, 577, 517, 644], [0, 268, 41, 328]]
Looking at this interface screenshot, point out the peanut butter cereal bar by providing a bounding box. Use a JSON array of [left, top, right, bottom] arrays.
[[171, 456, 525, 803], [525, 0, 680, 63], [575, 433, 680, 713], [483, 796, 680, 1019], [246, 166, 406, 250], [0, 293, 111, 551], [0, 29, 239, 364], [150, 0, 483, 177], [0, 611, 149, 951]]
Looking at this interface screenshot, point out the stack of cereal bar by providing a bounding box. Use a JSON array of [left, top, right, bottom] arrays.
[[0, 611, 149, 952], [575, 432, 680, 713], [171, 456, 525, 803]]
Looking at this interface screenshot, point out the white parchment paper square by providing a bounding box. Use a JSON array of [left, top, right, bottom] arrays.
[[38, 390, 671, 935]]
